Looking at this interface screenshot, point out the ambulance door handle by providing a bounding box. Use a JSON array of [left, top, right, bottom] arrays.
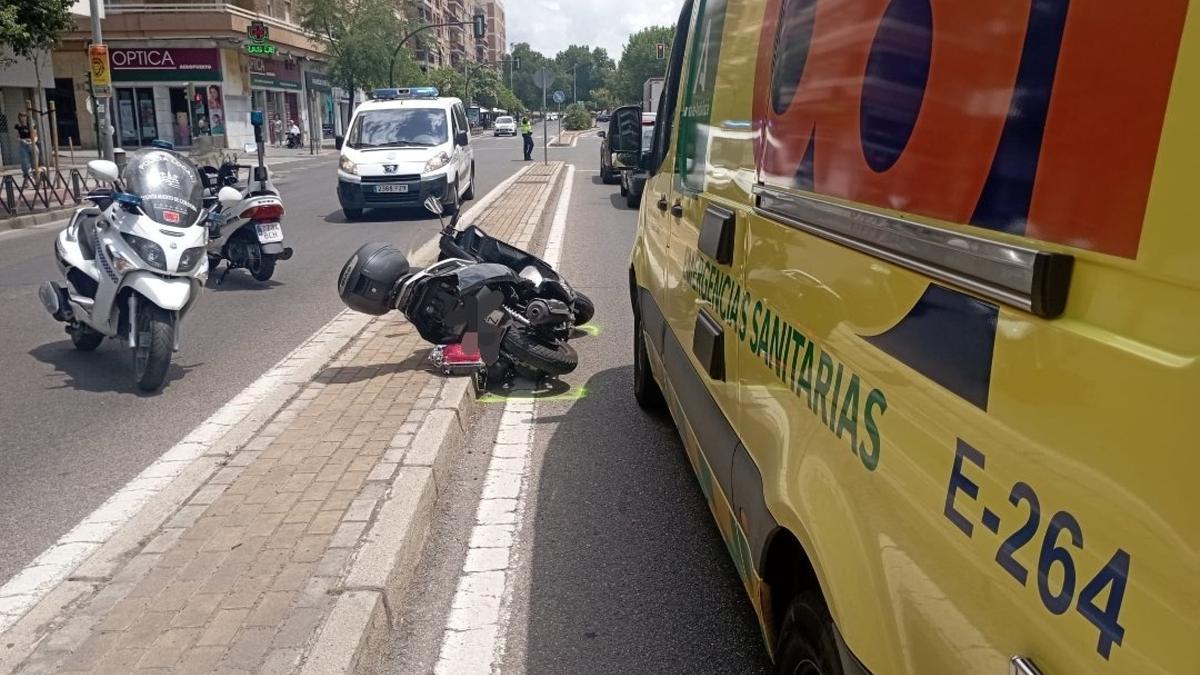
[[656, 195, 668, 212], [670, 201, 684, 217]]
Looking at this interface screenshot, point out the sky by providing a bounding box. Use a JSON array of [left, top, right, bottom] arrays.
[[504, 0, 684, 61]]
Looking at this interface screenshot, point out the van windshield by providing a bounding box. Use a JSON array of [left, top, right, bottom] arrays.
[[348, 108, 448, 149], [496, 116, 514, 124]]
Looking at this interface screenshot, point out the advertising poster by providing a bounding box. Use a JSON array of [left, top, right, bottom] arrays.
[[207, 84, 225, 134]]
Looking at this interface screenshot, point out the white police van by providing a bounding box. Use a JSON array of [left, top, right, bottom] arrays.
[[336, 87, 475, 220]]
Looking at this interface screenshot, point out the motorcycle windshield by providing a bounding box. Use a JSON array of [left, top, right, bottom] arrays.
[[122, 149, 204, 227]]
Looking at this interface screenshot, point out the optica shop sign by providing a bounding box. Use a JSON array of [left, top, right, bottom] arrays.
[[110, 48, 222, 82], [250, 56, 301, 90]]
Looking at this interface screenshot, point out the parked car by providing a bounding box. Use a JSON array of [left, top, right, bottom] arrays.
[[335, 86, 475, 220], [619, 112, 657, 208], [596, 111, 611, 123], [493, 115, 517, 136]]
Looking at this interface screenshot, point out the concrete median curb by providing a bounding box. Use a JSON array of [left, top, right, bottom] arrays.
[[302, 376, 473, 674], [0, 161, 563, 674]]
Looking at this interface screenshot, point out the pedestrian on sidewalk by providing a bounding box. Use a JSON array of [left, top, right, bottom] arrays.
[[14, 111, 34, 182], [520, 116, 534, 161], [273, 117, 283, 147]]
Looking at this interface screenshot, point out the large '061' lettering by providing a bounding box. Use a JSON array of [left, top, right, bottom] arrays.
[[752, 0, 1190, 259]]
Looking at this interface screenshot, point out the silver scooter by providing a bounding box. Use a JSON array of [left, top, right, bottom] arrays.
[[39, 149, 235, 391]]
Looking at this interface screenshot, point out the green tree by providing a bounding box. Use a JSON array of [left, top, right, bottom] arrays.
[[588, 86, 616, 112], [298, 0, 416, 124], [613, 25, 674, 104], [508, 42, 563, 112], [553, 44, 615, 106], [561, 102, 592, 131], [427, 67, 466, 99], [0, 0, 73, 160]]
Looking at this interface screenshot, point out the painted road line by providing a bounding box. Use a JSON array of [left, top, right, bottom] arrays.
[[434, 164, 576, 674], [0, 164, 534, 640]]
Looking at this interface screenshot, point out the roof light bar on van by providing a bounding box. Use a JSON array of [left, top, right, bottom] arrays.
[[372, 87, 440, 100]]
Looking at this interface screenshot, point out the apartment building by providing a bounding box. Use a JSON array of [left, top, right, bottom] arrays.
[[51, 0, 338, 151]]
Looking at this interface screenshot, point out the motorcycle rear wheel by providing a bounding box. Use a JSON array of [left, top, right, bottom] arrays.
[[501, 330, 578, 377], [132, 305, 174, 392], [249, 252, 276, 282], [572, 292, 595, 326]]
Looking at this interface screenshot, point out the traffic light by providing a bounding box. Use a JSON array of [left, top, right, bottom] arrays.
[[656, 43, 665, 60], [473, 13, 486, 39]]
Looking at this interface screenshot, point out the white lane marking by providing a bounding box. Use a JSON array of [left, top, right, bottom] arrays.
[[434, 164, 575, 675], [0, 163, 533, 636]]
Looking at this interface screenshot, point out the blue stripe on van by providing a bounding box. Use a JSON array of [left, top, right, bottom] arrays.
[[864, 284, 998, 410]]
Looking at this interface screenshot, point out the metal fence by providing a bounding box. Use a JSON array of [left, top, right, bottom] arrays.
[[0, 169, 104, 219]]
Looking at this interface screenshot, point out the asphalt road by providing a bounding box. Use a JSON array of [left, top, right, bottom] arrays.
[[382, 136, 768, 672], [0, 128, 548, 586]]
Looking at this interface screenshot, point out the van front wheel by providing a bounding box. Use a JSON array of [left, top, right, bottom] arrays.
[[771, 591, 845, 675], [633, 312, 664, 410]]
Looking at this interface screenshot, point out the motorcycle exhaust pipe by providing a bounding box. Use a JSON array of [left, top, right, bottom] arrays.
[[525, 299, 572, 326]]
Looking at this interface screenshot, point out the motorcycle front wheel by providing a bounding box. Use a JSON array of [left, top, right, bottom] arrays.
[[501, 329, 578, 377], [132, 304, 174, 392]]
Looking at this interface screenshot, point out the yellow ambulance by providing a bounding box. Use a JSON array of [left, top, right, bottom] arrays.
[[625, 0, 1198, 673]]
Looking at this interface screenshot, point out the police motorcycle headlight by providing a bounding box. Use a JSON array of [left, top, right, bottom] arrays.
[[121, 233, 167, 271], [339, 156, 358, 175], [177, 246, 207, 273], [423, 151, 450, 173]]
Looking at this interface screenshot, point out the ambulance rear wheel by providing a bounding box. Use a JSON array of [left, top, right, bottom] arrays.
[[772, 591, 844, 675]]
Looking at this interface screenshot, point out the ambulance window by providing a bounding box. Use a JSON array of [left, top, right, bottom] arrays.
[[675, 0, 728, 192], [649, 0, 694, 176]]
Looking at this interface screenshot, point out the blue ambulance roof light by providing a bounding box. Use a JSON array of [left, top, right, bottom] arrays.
[[373, 86, 440, 100]]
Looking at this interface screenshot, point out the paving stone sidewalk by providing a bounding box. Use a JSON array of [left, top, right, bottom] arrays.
[[7, 162, 564, 674]]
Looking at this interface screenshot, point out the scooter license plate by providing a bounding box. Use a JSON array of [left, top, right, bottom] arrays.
[[255, 222, 283, 243], [372, 184, 409, 193]]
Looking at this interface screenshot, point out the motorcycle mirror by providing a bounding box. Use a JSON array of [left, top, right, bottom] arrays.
[[217, 186, 242, 209], [244, 142, 258, 153], [87, 159, 120, 183], [424, 196, 444, 216]]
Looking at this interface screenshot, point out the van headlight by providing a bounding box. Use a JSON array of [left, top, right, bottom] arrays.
[[339, 156, 358, 175], [424, 151, 450, 173]]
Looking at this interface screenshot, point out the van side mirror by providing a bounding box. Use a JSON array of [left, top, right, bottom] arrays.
[[335, 135, 344, 150], [456, 131, 469, 147], [608, 105, 642, 154]]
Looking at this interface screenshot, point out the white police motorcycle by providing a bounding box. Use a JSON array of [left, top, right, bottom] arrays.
[[39, 146, 236, 391]]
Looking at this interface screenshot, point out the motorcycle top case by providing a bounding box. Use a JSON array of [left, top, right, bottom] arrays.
[[338, 242, 411, 315]]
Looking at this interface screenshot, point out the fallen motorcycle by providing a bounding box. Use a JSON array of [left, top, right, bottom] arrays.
[[337, 198, 578, 382], [433, 198, 594, 327]]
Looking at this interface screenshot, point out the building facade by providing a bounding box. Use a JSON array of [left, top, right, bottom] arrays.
[[483, 0, 505, 64], [51, 0, 339, 152]]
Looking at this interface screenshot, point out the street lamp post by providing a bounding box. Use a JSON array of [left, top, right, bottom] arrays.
[[389, 13, 487, 88], [572, 63, 578, 104]]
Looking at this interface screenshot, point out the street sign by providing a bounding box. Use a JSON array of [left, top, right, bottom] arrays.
[[552, 90, 566, 105], [533, 68, 554, 89], [246, 20, 278, 55], [89, 44, 111, 98]]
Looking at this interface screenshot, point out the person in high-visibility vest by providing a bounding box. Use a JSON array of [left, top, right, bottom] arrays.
[[520, 116, 534, 161]]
